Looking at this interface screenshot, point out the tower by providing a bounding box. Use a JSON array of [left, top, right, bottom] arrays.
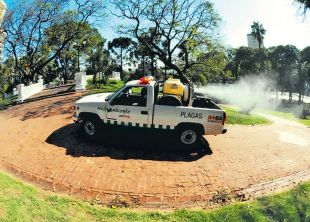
[[247, 33, 263, 49]]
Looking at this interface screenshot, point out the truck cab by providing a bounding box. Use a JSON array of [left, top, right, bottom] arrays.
[[75, 77, 227, 148]]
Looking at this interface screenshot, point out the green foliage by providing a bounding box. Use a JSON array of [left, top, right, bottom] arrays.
[[234, 47, 260, 76], [196, 73, 208, 85], [189, 42, 233, 84], [268, 45, 300, 101], [0, 98, 15, 111], [0, 171, 310, 221], [299, 47, 310, 94]]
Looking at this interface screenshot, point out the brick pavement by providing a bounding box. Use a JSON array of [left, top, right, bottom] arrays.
[[0, 92, 309, 208]]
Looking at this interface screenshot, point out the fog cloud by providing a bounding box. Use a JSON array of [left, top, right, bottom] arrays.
[[195, 75, 277, 113]]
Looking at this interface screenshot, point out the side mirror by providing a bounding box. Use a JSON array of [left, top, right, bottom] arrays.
[[128, 89, 133, 95]]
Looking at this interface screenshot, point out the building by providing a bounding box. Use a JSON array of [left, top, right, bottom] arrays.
[[247, 33, 264, 49], [0, 0, 6, 61]]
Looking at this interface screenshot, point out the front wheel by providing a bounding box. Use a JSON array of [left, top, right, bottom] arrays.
[[176, 125, 203, 149], [79, 116, 102, 141]]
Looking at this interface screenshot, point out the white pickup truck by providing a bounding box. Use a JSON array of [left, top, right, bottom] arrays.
[[74, 77, 227, 148]]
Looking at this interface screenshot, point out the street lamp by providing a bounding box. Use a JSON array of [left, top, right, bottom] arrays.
[[73, 40, 87, 72]]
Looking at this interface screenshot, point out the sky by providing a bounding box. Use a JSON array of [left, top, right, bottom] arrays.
[[213, 0, 310, 49], [3, 0, 310, 49]]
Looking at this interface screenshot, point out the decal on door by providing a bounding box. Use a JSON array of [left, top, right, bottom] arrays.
[[180, 112, 203, 119], [207, 115, 223, 123], [98, 106, 131, 114]]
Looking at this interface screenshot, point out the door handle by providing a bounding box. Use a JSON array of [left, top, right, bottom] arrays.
[[141, 111, 148, 115]]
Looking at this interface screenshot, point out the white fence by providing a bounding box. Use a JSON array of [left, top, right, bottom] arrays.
[[17, 77, 44, 102]]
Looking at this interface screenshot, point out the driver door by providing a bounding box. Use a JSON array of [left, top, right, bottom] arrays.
[[106, 86, 150, 127]]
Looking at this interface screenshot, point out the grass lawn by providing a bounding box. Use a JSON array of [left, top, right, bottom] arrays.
[[85, 79, 124, 95], [0, 171, 310, 221], [220, 105, 271, 125], [260, 110, 310, 127]]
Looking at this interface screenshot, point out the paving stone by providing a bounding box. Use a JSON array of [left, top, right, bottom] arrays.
[[0, 92, 310, 208]]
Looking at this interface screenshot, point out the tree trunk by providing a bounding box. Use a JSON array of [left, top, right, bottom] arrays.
[[63, 57, 69, 84], [151, 55, 155, 76], [142, 55, 145, 75], [120, 47, 123, 78], [298, 93, 302, 105], [164, 65, 167, 80], [235, 63, 240, 79]]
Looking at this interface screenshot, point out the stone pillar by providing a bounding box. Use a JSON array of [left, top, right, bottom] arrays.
[[75, 72, 87, 91], [13, 88, 17, 96], [17, 84, 25, 102], [112, 71, 121, 81], [38, 75, 44, 90]]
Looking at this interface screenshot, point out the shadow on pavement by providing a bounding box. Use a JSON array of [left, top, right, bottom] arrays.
[[46, 123, 213, 162]]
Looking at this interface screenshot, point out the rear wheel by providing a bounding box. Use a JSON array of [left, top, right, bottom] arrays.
[[176, 125, 203, 149]]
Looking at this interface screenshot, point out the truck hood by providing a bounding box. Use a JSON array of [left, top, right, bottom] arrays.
[[76, 92, 112, 104]]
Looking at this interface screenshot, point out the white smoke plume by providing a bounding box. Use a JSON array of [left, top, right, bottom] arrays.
[[195, 75, 278, 113]]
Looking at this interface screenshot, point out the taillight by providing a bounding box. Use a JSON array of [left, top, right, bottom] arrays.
[[223, 112, 227, 125]]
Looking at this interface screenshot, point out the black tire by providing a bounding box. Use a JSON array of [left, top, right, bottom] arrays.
[[176, 125, 203, 149], [79, 115, 102, 142]]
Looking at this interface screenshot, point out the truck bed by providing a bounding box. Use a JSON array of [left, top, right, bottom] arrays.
[[192, 96, 222, 110]]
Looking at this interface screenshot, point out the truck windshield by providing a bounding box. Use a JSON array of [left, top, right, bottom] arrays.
[[105, 86, 127, 101]]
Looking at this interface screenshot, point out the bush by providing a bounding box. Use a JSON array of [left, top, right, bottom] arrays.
[[108, 79, 118, 84]]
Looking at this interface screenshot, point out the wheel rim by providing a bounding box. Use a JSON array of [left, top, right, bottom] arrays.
[[180, 130, 197, 145], [84, 121, 95, 136]]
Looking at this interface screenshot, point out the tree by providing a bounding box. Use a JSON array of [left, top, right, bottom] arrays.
[[1, 0, 104, 85], [186, 41, 232, 84], [232, 47, 260, 78], [45, 22, 105, 83], [86, 41, 109, 84], [132, 39, 158, 77], [251, 21, 266, 50], [296, 0, 310, 14], [298, 46, 310, 103], [251, 21, 266, 72], [111, 0, 221, 84], [108, 37, 135, 78], [269, 45, 299, 101]]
